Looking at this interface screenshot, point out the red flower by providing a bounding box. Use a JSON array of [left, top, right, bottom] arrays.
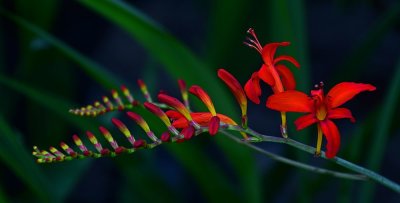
[[244, 28, 300, 104], [243, 28, 300, 138], [266, 82, 376, 158]]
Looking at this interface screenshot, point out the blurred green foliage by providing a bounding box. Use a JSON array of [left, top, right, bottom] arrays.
[[0, 0, 399, 202]]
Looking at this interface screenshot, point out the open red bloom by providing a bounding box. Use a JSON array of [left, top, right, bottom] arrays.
[[266, 82, 376, 158], [244, 28, 300, 138], [244, 28, 300, 104]]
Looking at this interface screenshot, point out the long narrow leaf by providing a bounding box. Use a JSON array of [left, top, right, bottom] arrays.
[[359, 57, 400, 202], [334, 2, 400, 81], [0, 185, 8, 203], [0, 116, 51, 202], [0, 8, 120, 89]]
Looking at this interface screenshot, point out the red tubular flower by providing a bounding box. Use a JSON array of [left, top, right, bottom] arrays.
[[189, 85, 221, 135], [217, 69, 248, 128], [244, 28, 300, 137], [266, 82, 376, 158]]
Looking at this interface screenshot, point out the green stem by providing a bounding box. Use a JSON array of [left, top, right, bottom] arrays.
[[224, 125, 400, 194], [220, 131, 366, 181]]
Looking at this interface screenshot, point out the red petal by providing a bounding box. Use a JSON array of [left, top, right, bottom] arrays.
[[273, 55, 300, 68], [326, 82, 376, 108], [294, 114, 318, 130], [266, 90, 313, 113], [328, 108, 355, 122], [158, 94, 191, 120], [208, 116, 220, 136], [244, 72, 262, 104], [276, 64, 296, 90], [217, 69, 248, 116], [320, 120, 341, 158], [189, 85, 216, 115], [165, 110, 183, 120], [261, 42, 290, 65], [258, 65, 275, 86]]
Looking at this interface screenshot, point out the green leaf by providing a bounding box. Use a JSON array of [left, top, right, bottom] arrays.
[[0, 75, 94, 201], [0, 116, 51, 202], [359, 57, 400, 202], [0, 185, 8, 203], [0, 8, 121, 90], [77, 1, 258, 201]]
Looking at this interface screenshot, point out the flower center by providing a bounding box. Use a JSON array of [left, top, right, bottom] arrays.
[[316, 104, 327, 121], [313, 82, 327, 121]]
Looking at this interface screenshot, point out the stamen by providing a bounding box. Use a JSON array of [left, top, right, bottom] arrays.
[[244, 28, 263, 54]]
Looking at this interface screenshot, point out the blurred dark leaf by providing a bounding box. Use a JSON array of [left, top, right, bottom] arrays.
[[334, 2, 400, 81], [359, 55, 400, 202], [0, 116, 52, 202], [0, 185, 8, 203], [0, 8, 121, 89]]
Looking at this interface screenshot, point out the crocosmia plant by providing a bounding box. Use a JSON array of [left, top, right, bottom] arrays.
[[31, 28, 400, 195]]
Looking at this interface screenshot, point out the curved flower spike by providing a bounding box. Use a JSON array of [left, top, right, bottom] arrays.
[[266, 82, 376, 158], [244, 28, 300, 138], [158, 93, 200, 129], [217, 69, 248, 128], [126, 111, 161, 144]]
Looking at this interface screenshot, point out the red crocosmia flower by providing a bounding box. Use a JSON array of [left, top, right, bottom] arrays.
[[244, 28, 300, 137], [189, 85, 221, 135], [266, 82, 376, 158]]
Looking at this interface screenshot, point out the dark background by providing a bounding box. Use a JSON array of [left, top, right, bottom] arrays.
[[0, 0, 399, 202]]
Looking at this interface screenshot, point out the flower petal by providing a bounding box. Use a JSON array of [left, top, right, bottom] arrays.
[[276, 64, 296, 90], [266, 90, 313, 113], [328, 108, 355, 122], [189, 85, 216, 115], [158, 94, 192, 121], [261, 42, 290, 65], [165, 110, 183, 120], [326, 82, 376, 108], [294, 114, 318, 130], [218, 69, 247, 116], [244, 72, 262, 104], [258, 64, 275, 86], [320, 120, 340, 158], [273, 55, 300, 68]]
